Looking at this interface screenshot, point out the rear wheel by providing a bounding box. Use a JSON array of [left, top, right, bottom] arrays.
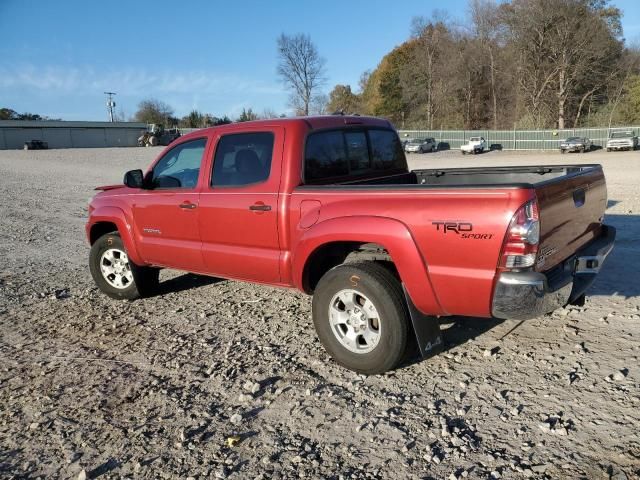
[[312, 262, 409, 374], [89, 232, 159, 300]]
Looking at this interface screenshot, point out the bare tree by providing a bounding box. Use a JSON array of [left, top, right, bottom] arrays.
[[277, 33, 327, 115], [134, 99, 174, 125], [403, 20, 454, 129], [260, 108, 280, 119], [470, 0, 503, 129], [502, 0, 623, 128], [310, 93, 329, 115]]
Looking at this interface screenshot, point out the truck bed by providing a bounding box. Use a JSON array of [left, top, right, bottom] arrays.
[[321, 164, 599, 189], [299, 163, 608, 275]]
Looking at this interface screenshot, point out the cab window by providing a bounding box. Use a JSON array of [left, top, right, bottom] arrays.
[[211, 132, 274, 187], [150, 138, 206, 189]]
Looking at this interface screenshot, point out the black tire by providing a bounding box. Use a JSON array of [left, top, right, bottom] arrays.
[[312, 262, 409, 374], [89, 232, 159, 300], [560, 149, 566, 154], [606, 148, 611, 152]]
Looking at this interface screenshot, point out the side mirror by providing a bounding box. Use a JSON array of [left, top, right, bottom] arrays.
[[124, 169, 144, 188]]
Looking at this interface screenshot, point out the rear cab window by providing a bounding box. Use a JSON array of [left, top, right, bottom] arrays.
[[304, 128, 407, 184]]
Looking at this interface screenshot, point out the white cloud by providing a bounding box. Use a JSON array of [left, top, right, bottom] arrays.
[[0, 64, 284, 97]]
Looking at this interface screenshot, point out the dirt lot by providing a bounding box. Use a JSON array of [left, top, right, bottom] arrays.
[[1, 146, 638, 479]]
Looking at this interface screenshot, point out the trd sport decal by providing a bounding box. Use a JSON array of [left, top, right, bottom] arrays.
[[432, 221, 494, 240]]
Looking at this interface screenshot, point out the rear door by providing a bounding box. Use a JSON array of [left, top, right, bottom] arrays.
[[535, 166, 607, 271], [198, 126, 284, 283], [131, 137, 208, 271]]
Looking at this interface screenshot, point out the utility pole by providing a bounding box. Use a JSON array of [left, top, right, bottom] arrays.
[[104, 92, 117, 122]]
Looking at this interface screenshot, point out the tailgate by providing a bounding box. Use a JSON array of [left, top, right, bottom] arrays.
[[535, 166, 607, 271]]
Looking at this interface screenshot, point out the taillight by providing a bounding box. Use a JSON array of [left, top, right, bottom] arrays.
[[500, 199, 540, 270]]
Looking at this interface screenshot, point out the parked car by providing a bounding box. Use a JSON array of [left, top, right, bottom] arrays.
[[23, 140, 49, 150], [404, 137, 437, 153], [606, 130, 638, 151], [460, 137, 486, 154], [87, 115, 615, 374], [560, 137, 591, 153]]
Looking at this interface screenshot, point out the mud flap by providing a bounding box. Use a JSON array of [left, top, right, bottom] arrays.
[[403, 285, 443, 358]]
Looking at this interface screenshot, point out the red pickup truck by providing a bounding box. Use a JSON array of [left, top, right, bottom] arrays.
[[87, 115, 615, 374]]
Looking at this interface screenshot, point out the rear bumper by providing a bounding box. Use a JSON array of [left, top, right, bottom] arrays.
[[491, 225, 616, 320]]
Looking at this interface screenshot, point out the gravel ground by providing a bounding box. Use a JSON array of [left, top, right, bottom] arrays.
[[0, 146, 638, 479]]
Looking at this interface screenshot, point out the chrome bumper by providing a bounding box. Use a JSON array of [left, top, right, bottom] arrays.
[[492, 225, 616, 320]]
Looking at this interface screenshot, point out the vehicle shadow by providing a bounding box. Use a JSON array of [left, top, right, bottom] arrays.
[[400, 316, 505, 369], [153, 272, 222, 297], [588, 213, 639, 299]]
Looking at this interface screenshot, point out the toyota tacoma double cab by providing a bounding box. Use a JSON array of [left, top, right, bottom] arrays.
[[87, 115, 615, 374]]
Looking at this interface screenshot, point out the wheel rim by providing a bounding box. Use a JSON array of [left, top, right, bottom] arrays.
[[99, 248, 134, 289], [328, 289, 381, 354]]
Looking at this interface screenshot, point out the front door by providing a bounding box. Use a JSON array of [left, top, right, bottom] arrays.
[[198, 127, 283, 283], [132, 137, 208, 271]]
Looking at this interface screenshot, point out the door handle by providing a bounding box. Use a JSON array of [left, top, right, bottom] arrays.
[[249, 203, 271, 212], [179, 202, 197, 210]]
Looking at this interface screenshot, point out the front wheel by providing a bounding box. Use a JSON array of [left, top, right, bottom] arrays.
[[312, 262, 409, 374], [89, 232, 159, 300]]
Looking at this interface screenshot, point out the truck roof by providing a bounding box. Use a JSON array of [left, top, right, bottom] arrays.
[[178, 115, 394, 141]]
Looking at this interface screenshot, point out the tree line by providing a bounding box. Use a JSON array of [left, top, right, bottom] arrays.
[[324, 0, 640, 129], [0, 108, 60, 121]]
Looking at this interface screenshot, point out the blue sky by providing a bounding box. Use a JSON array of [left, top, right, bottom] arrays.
[[1, 0, 639, 121]]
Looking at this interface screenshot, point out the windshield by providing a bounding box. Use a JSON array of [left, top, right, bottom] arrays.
[[469, 137, 481, 141], [610, 132, 632, 138], [566, 137, 580, 141], [409, 139, 424, 144]]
